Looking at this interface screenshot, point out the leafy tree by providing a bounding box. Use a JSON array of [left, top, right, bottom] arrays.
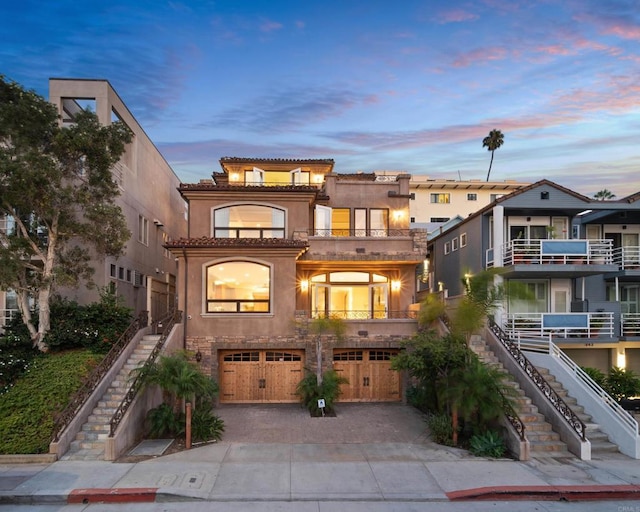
[[482, 129, 504, 182], [593, 189, 616, 201], [0, 76, 132, 351]]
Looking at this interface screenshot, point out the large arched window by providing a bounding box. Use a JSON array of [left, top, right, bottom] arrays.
[[206, 261, 271, 313], [213, 204, 285, 238], [310, 272, 388, 319]]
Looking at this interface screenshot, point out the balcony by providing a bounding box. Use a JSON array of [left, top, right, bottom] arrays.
[[622, 313, 640, 337], [311, 229, 412, 238], [612, 247, 640, 270], [504, 312, 615, 340], [488, 239, 613, 267], [297, 309, 418, 338], [310, 309, 417, 320]]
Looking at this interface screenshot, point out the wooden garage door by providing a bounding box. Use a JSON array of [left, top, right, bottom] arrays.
[[219, 350, 304, 403], [333, 349, 400, 402]]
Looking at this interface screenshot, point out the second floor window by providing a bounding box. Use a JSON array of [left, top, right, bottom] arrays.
[[214, 205, 285, 238], [467, 193, 477, 201], [430, 193, 450, 204], [206, 261, 271, 313], [138, 215, 149, 245]]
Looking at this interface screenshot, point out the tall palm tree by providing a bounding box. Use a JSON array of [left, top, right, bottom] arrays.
[[593, 189, 616, 201], [482, 129, 504, 182]]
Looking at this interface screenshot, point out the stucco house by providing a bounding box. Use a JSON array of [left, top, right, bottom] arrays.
[[167, 157, 427, 403]]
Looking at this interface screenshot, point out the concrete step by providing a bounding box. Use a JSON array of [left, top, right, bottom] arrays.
[[529, 439, 569, 453]]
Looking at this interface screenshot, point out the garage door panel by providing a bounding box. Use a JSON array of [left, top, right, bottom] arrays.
[[334, 349, 400, 402], [220, 350, 303, 403]]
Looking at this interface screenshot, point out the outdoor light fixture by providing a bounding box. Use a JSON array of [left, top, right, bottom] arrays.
[[300, 279, 309, 292], [391, 280, 401, 291], [393, 210, 403, 221], [230, 172, 240, 181], [195, 351, 202, 363]]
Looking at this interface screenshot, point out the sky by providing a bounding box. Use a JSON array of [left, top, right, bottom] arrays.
[[2, 0, 640, 197]]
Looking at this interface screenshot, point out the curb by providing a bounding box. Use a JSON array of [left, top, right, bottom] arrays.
[[0, 454, 57, 464], [68, 487, 158, 504], [447, 485, 640, 501]]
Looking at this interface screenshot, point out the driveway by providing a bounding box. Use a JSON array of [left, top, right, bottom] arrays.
[[214, 402, 430, 444]]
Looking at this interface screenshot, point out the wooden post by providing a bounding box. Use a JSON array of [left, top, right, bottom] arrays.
[[185, 402, 192, 449]]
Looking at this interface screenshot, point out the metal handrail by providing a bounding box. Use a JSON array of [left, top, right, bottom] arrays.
[[51, 310, 148, 442], [311, 310, 417, 320], [109, 308, 182, 437], [489, 319, 586, 440], [517, 334, 639, 436]]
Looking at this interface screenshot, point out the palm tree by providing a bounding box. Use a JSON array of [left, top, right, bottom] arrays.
[[482, 129, 504, 182], [593, 189, 616, 201]]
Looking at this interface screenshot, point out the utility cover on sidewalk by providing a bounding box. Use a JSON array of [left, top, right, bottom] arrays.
[[128, 439, 173, 456]]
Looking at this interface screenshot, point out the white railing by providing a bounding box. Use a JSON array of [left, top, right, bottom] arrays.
[[516, 333, 639, 438], [488, 238, 613, 267], [622, 313, 640, 337], [612, 247, 640, 270], [506, 312, 614, 339]]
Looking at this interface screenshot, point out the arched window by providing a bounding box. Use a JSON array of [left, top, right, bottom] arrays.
[[206, 261, 271, 313], [213, 204, 285, 238], [310, 272, 388, 319]]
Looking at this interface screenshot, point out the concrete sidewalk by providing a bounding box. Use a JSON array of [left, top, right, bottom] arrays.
[[1, 403, 640, 505]]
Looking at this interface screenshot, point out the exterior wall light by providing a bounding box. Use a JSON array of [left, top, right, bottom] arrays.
[[393, 210, 403, 221], [391, 280, 401, 291], [300, 279, 309, 292], [230, 172, 240, 181]]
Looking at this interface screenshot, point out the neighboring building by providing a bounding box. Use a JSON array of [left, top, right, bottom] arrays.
[[167, 157, 426, 403], [375, 171, 529, 233], [425, 179, 640, 374], [1, 79, 187, 330]]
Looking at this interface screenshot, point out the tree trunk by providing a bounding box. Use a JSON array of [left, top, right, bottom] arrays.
[[35, 287, 51, 352], [16, 288, 39, 346], [451, 406, 459, 446], [316, 336, 323, 386], [485, 151, 495, 182]]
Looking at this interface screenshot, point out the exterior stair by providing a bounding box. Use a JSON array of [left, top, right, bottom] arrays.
[[60, 334, 160, 461], [535, 367, 619, 457], [469, 337, 571, 458]]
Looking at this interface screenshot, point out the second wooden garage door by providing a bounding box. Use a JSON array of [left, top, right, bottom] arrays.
[[333, 349, 401, 402], [219, 350, 304, 403]]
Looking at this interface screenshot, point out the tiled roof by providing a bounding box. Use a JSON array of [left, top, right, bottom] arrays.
[[165, 237, 309, 249], [336, 173, 377, 181], [178, 183, 319, 192], [219, 157, 335, 165]]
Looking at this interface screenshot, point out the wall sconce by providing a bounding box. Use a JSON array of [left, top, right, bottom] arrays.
[[438, 281, 444, 292], [195, 351, 202, 363], [314, 174, 324, 183], [300, 279, 309, 292], [230, 172, 240, 181], [391, 280, 401, 291], [393, 210, 403, 221]]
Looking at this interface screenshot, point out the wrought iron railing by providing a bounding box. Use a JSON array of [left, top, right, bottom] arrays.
[[489, 318, 586, 440], [311, 310, 417, 320], [311, 229, 412, 238], [51, 310, 148, 443], [109, 308, 182, 437]]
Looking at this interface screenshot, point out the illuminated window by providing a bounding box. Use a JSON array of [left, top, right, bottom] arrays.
[[430, 193, 450, 204], [214, 205, 285, 238], [206, 261, 271, 313]]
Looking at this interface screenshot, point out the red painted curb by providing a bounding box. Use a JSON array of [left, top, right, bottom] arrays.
[[446, 484, 640, 502], [68, 487, 158, 504]]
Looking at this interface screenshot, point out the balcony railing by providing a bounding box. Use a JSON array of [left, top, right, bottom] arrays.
[[622, 313, 640, 337], [505, 312, 615, 339], [311, 310, 417, 320], [612, 247, 640, 270], [213, 227, 285, 239], [488, 239, 613, 267], [311, 229, 411, 238]]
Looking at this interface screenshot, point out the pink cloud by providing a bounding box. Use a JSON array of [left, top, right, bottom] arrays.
[[434, 8, 479, 24], [452, 46, 508, 67], [260, 20, 283, 33]]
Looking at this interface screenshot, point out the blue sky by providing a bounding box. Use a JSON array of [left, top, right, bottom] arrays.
[[2, 0, 640, 197]]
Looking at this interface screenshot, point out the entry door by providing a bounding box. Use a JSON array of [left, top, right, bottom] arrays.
[[312, 284, 329, 318], [551, 280, 571, 313], [314, 205, 332, 236], [371, 284, 388, 319]]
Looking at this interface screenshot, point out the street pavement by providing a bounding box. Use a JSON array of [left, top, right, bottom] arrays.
[[1, 403, 639, 505]]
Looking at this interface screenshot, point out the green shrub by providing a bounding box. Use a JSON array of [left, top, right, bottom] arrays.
[[296, 369, 348, 416], [0, 316, 37, 391], [191, 407, 225, 442], [606, 367, 640, 402], [469, 430, 506, 458], [581, 366, 607, 388], [43, 294, 132, 353], [0, 350, 100, 454], [426, 412, 453, 446], [146, 403, 185, 438]]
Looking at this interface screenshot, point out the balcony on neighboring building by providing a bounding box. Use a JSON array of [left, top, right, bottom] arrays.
[[504, 311, 615, 341], [622, 313, 640, 338], [612, 246, 640, 270], [487, 239, 615, 273]]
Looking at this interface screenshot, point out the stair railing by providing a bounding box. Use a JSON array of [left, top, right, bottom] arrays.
[[51, 310, 148, 443], [489, 318, 586, 441], [521, 333, 639, 436], [109, 308, 182, 437]]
